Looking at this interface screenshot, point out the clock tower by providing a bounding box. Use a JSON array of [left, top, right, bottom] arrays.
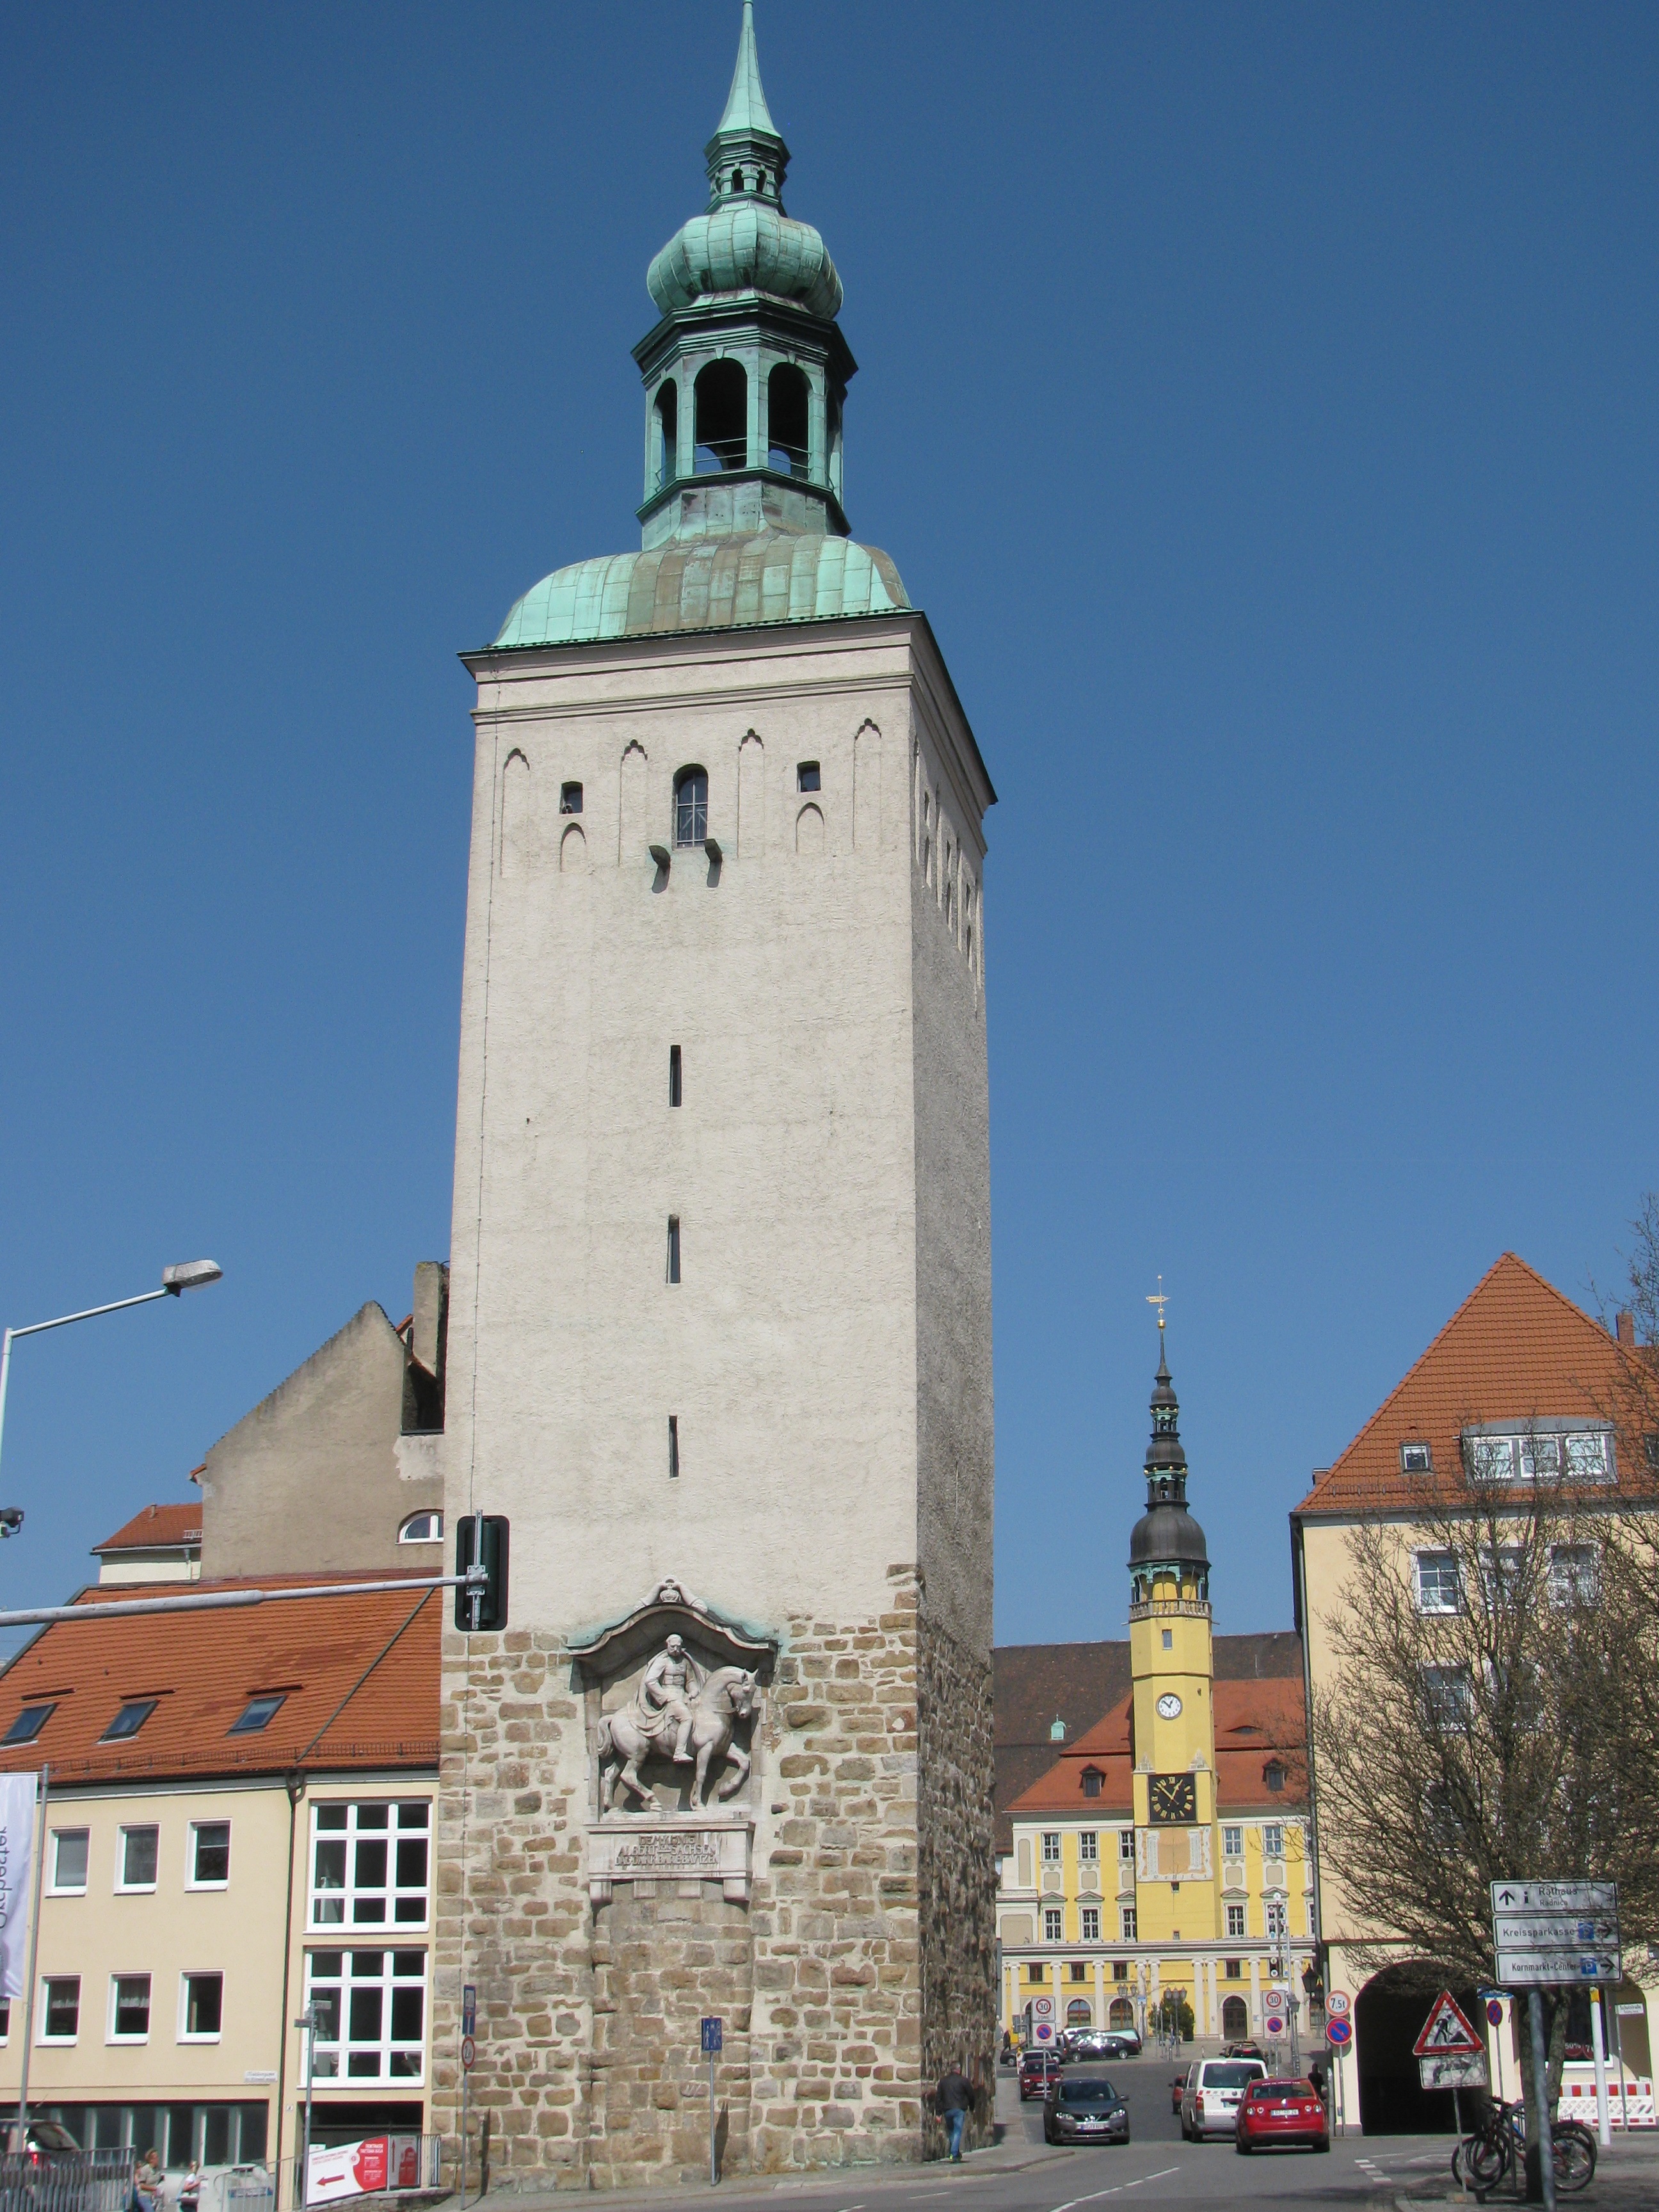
[[1128, 1331, 1221, 1948]]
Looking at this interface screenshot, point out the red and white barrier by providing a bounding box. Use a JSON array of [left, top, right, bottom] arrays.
[[1562, 2072, 1655, 2128]]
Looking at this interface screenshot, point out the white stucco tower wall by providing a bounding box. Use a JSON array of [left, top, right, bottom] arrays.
[[432, 609, 996, 2185]]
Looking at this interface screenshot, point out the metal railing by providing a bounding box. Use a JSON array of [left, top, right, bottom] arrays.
[[0, 2149, 134, 2212]]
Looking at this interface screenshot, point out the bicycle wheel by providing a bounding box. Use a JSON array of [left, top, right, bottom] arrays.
[[1465, 2130, 1510, 2189], [1551, 2123, 1596, 2194]]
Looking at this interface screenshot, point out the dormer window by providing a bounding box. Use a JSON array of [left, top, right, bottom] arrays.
[[1081, 1767, 1103, 1799], [1263, 1760, 1286, 1794]]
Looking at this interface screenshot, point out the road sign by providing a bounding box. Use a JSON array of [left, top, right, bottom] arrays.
[[1495, 1912, 1620, 1948], [1034, 2023, 1054, 2042], [1420, 2051, 1488, 2092], [1487, 2000, 1504, 2026], [700, 2017, 723, 2055], [462, 1984, 477, 2037], [1491, 1880, 1617, 1916], [1496, 1948, 1621, 1987], [1265, 1987, 1288, 2010], [1413, 1992, 1484, 2058], [1327, 2018, 1352, 2049], [1326, 1991, 1351, 2017], [1265, 2013, 1285, 2037], [1032, 1995, 1054, 2019], [461, 2035, 476, 2071]]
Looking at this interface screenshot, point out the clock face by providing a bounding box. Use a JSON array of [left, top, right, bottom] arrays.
[[1148, 1772, 1198, 1825], [1156, 1692, 1183, 1719]]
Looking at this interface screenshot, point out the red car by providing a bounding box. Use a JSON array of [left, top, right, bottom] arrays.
[[1235, 2077, 1331, 2154], [1019, 2049, 1063, 2101]]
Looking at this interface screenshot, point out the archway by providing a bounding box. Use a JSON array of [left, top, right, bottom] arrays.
[[1066, 2000, 1092, 2028], [1356, 1966, 1482, 2134], [1108, 1997, 1135, 2031], [1221, 1995, 1249, 2041]]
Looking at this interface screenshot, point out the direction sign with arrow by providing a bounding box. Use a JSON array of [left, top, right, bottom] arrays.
[[1413, 1991, 1484, 2058], [1491, 1880, 1617, 1916]]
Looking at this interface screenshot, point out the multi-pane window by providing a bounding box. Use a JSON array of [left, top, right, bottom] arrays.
[[181, 1973, 223, 2040], [1550, 1544, 1600, 1608], [1078, 1832, 1098, 1864], [673, 768, 708, 848], [1422, 1665, 1471, 1731], [1466, 1429, 1613, 1484], [1119, 1906, 1137, 1941], [311, 1802, 430, 1928], [1222, 1825, 1243, 1859], [1468, 1436, 1514, 1482], [1564, 1432, 1610, 1481], [1479, 1547, 1526, 1608], [118, 1826, 159, 1891], [1415, 1552, 1461, 1613], [1040, 1832, 1061, 1863], [1265, 1902, 1288, 1943], [303, 1950, 425, 2083], [190, 1822, 230, 1887], [1226, 1904, 1246, 1938], [1118, 1830, 1134, 1862], [1113, 1960, 1129, 1983], [1263, 1825, 1285, 1859], [110, 1975, 150, 2041], [42, 1977, 79, 2041], [1043, 1908, 1062, 1942], [49, 1829, 88, 1893], [1400, 1441, 1432, 1474], [1521, 1435, 1562, 1480], [1080, 1907, 1100, 1941], [1225, 1958, 1242, 1979]]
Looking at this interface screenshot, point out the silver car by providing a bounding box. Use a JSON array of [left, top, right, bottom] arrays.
[[1181, 2056, 1267, 2139]]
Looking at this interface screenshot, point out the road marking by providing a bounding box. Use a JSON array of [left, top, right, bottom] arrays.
[[1047, 2171, 1178, 2211]]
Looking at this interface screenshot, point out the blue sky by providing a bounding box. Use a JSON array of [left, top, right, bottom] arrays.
[[1, 3, 1655, 1646]]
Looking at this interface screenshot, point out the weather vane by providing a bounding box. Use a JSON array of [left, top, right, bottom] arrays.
[[1146, 1276, 1169, 1333]]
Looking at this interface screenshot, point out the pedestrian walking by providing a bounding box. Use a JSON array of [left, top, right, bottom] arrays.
[[934, 2060, 974, 2163]]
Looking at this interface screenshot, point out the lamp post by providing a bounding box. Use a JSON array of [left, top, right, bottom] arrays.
[[0, 1262, 223, 1503]]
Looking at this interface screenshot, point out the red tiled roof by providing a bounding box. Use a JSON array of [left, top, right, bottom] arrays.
[[1006, 1676, 1307, 1817], [0, 1573, 438, 1783], [92, 1503, 202, 1554], [1292, 1253, 1640, 1518]]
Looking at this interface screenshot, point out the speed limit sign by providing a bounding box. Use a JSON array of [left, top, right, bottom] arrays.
[[461, 2035, 477, 2071]]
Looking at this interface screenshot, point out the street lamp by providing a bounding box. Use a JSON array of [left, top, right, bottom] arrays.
[[0, 1262, 224, 1503]]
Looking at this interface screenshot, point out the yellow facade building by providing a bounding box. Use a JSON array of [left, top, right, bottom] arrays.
[[997, 1341, 1316, 2044]]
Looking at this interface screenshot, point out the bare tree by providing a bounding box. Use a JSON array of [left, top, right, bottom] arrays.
[[1310, 1448, 1659, 2165]]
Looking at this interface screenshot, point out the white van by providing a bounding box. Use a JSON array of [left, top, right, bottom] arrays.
[[1180, 2056, 1267, 2139]]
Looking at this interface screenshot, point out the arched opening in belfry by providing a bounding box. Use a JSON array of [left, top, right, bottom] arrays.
[[694, 361, 747, 473], [767, 364, 810, 479], [653, 381, 677, 490]]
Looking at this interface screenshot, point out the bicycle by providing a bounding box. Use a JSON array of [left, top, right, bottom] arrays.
[[1450, 2099, 1596, 2195]]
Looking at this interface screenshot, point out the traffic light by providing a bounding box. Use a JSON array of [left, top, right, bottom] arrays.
[[454, 1513, 510, 1631]]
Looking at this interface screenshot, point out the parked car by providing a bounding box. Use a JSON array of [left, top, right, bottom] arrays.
[[1107, 2025, 1142, 2054], [1221, 2039, 1265, 2060], [1043, 2075, 1131, 2146], [1171, 2065, 1195, 2114], [1181, 2056, 1267, 2139], [1019, 2049, 1064, 2101], [1235, 2076, 1331, 2155], [12, 2120, 83, 2167]]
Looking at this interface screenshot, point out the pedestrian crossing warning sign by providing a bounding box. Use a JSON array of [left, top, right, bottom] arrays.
[[1412, 1991, 1483, 2058]]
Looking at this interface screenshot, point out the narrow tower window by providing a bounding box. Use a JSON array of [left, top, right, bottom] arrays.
[[666, 1215, 681, 1285], [767, 364, 810, 479], [796, 761, 821, 792], [694, 360, 747, 473], [668, 1416, 679, 1479], [669, 1045, 682, 1107], [654, 381, 678, 490], [674, 767, 709, 847], [559, 781, 583, 815]]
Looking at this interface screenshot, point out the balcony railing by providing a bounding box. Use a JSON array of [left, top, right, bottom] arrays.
[[1127, 1598, 1211, 1623]]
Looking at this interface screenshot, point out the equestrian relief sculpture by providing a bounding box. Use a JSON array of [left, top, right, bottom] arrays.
[[598, 1633, 760, 1812]]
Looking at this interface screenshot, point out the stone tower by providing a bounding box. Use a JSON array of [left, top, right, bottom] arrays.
[[433, 5, 997, 2185], [1127, 1331, 1222, 1964]]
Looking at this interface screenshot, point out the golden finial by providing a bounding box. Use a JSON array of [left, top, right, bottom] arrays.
[[1146, 1276, 1169, 1332]]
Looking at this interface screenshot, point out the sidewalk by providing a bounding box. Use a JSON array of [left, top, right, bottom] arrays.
[[1384, 2128, 1659, 2208]]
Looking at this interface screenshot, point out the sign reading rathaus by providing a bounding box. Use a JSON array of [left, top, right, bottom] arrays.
[[431, 4, 997, 2186]]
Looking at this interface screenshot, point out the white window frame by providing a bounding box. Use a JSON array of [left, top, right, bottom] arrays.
[[1468, 1434, 1515, 1482], [1479, 1545, 1527, 1609], [300, 1949, 426, 2087], [1043, 1907, 1063, 1943], [1119, 1906, 1137, 1941], [0, 1996, 10, 2044], [1400, 1440, 1432, 1473], [397, 1512, 442, 1545], [1265, 1900, 1288, 1941], [38, 1975, 80, 2045], [1549, 1543, 1601, 1608], [107, 1972, 151, 2045], [48, 1827, 89, 1896], [1080, 1907, 1100, 1942], [1078, 1831, 1098, 1863], [187, 1820, 231, 1891], [1222, 1825, 1243, 1859], [309, 1800, 431, 1932], [1520, 1434, 1562, 1480], [1263, 1824, 1285, 1859], [1040, 1831, 1061, 1864], [1118, 1829, 1135, 1861], [1422, 1663, 1472, 1731], [177, 1971, 224, 2044], [116, 1823, 159, 1894], [1564, 1431, 1611, 1482], [1415, 1550, 1462, 1613], [1226, 1903, 1246, 1938]]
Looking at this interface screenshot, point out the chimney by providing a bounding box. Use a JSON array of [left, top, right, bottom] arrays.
[[1617, 1311, 1635, 1347], [403, 1262, 450, 1431]]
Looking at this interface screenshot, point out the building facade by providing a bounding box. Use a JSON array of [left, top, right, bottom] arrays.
[[998, 1342, 1315, 2046], [431, 6, 997, 2188]]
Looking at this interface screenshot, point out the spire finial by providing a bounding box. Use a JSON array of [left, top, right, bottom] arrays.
[[1146, 1276, 1169, 1334], [716, 2, 780, 143]]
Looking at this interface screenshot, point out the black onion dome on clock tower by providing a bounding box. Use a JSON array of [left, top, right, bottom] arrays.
[[1128, 1341, 1210, 1603]]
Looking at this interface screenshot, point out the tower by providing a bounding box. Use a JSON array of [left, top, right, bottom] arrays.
[[435, 6, 996, 2185], [1128, 1331, 1221, 1957]]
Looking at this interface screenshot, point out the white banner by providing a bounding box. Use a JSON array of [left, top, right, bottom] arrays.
[[0, 1773, 38, 2001]]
